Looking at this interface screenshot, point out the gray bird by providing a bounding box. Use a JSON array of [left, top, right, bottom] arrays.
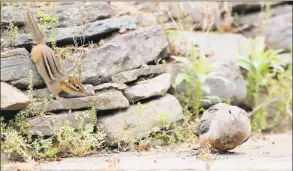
[[197, 103, 251, 152]]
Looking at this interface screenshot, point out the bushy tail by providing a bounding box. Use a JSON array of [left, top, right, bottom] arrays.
[[25, 11, 45, 44]]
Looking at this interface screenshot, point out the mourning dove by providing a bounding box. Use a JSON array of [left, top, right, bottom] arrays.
[[197, 103, 251, 152]]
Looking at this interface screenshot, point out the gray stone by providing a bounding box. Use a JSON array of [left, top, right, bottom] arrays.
[[111, 64, 171, 84], [0, 48, 43, 89], [1, 2, 111, 29], [97, 94, 183, 144], [81, 25, 170, 85], [1, 82, 30, 110], [27, 110, 92, 136], [168, 57, 247, 106], [0, 6, 33, 28], [237, 5, 292, 51], [93, 83, 128, 91], [171, 31, 252, 61], [14, 15, 137, 47], [123, 73, 172, 103], [34, 90, 129, 112], [23, 84, 94, 98], [203, 57, 247, 105], [51, 2, 111, 28]]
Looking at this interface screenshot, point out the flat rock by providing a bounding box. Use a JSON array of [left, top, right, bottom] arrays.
[[111, 64, 171, 84], [171, 31, 252, 61], [34, 90, 129, 112], [93, 83, 128, 91], [237, 5, 292, 51], [0, 48, 43, 89], [123, 73, 172, 103], [27, 110, 92, 136], [1, 82, 30, 110], [1, 2, 111, 28], [14, 16, 137, 47], [97, 94, 183, 144], [81, 25, 170, 85], [23, 84, 94, 98]]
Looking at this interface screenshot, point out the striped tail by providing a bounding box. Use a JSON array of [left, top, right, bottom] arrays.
[[25, 11, 45, 44]]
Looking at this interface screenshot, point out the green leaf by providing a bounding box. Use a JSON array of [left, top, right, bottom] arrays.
[[238, 58, 257, 76], [204, 96, 222, 103], [171, 56, 191, 67], [85, 124, 94, 133], [174, 73, 190, 86], [200, 99, 212, 104]]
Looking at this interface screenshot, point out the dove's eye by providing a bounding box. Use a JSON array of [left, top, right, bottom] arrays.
[[229, 110, 231, 114]]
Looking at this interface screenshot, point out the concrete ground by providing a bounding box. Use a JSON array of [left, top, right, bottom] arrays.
[[1, 131, 292, 171]]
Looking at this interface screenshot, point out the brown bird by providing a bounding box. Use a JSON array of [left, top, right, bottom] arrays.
[[197, 103, 251, 152]]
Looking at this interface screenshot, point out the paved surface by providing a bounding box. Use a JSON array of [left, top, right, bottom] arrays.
[[1, 131, 292, 171]]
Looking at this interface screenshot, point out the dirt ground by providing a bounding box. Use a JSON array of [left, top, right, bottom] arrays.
[[1, 130, 292, 171]]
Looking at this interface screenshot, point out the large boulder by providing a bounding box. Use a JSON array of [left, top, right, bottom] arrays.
[[1, 2, 111, 28], [1, 82, 30, 110], [0, 48, 43, 89], [97, 94, 183, 144], [236, 5, 292, 51], [81, 25, 170, 85], [123, 73, 172, 103]]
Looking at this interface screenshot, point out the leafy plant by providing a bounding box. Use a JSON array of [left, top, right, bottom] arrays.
[[54, 112, 106, 156], [31, 136, 58, 158], [172, 50, 229, 120], [1, 129, 31, 161], [237, 36, 285, 131], [8, 7, 19, 41]]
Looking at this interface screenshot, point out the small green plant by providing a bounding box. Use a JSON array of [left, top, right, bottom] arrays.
[[31, 136, 58, 159], [36, 3, 59, 47], [1, 129, 31, 161], [237, 36, 285, 131], [171, 49, 229, 120], [8, 7, 19, 41], [54, 111, 106, 156]]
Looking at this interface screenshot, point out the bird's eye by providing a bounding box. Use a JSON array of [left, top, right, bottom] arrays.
[[229, 110, 231, 114]]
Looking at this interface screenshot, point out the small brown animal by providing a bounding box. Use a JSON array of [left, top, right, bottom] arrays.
[[25, 11, 91, 99]]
